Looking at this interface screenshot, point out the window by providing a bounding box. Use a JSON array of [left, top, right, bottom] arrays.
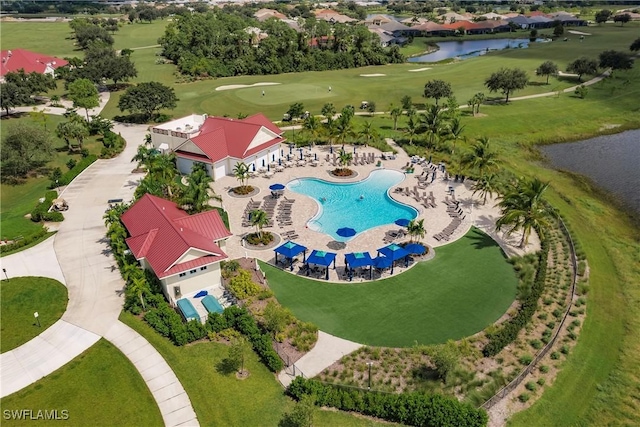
[[179, 272, 186, 277], [190, 269, 197, 274], [200, 266, 207, 271]]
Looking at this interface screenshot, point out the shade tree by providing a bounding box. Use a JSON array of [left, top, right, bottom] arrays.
[[68, 78, 100, 120], [567, 57, 599, 82], [484, 68, 528, 103], [423, 79, 453, 106], [536, 61, 558, 84], [613, 13, 631, 26], [117, 82, 178, 121], [599, 50, 634, 74], [1, 122, 54, 179]]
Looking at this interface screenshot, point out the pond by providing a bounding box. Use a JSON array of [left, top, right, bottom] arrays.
[[409, 38, 545, 62], [541, 129, 640, 216]]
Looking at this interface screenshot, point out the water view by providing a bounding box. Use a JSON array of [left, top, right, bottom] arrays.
[[409, 38, 540, 62], [541, 130, 640, 215]]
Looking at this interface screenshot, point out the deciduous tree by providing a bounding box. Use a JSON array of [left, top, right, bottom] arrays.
[[423, 79, 453, 106], [599, 50, 634, 74], [117, 82, 177, 121], [567, 57, 598, 82], [613, 13, 631, 26], [594, 9, 612, 24], [1, 122, 54, 178], [536, 61, 558, 84], [68, 78, 99, 120], [484, 68, 528, 102]]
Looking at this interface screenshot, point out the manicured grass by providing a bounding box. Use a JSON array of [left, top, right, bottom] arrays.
[[0, 339, 163, 426], [0, 22, 78, 57], [120, 312, 392, 427], [263, 227, 517, 347], [0, 114, 104, 240], [0, 277, 68, 353]]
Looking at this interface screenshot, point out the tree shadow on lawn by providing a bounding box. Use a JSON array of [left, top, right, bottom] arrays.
[[216, 357, 238, 376], [466, 224, 501, 250]]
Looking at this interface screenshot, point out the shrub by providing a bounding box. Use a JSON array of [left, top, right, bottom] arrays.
[[539, 365, 549, 373], [0, 229, 49, 255], [560, 345, 570, 355], [263, 301, 294, 336], [227, 269, 260, 299], [286, 377, 488, 427], [246, 232, 274, 246], [66, 158, 77, 170], [49, 155, 98, 188], [529, 339, 543, 350], [550, 352, 560, 360], [518, 393, 530, 403], [233, 185, 254, 195], [525, 381, 537, 391], [519, 354, 533, 365], [537, 378, 546, 386]]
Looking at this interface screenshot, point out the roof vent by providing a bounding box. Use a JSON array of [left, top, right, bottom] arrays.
[[7, 50, 12, 57], [180, 228, 183, 232]]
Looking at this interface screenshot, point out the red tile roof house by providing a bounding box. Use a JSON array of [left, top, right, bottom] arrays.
[[121, 193, 232, 306], [150, 113, 286, 180], [0, 49, 68, 82]]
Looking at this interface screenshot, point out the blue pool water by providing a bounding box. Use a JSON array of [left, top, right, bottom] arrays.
[[287, 169, 418, 242]]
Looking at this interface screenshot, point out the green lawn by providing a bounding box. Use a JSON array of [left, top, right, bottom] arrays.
[[120, 312, 392, 427], [0, 114, 104, 240], [0, 276, 68, 353], [0, 339, 163, 426], [263, 227, 517, 347]]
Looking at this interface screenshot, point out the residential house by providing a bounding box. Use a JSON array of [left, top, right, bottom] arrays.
[[121, 193, 232, 306], [150, 113, 286, 181], [314, 9, 357, 24]]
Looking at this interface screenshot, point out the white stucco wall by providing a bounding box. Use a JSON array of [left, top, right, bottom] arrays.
[[162, 263, 222, 305]]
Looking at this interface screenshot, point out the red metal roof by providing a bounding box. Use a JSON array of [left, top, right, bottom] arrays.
[[121, 194, 230, 278], [176, 113, 285, 163], [1, 49, 68, 77]]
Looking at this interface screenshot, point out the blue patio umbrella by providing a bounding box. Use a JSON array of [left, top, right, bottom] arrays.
[[314, 153, 317, 160], [269, 183, 285, 191], [281, 149, 284, 156], [194, 290, 208, 298], [252, 163, 256, 172], [278, 158, 282, 165], [287, 154, 290, 161], [267, 164, 270, 171], [394, 218, 411, 227], [330, 146, 333, 154], [289, 145, 293, 154], [299, 148, 303, 160], [336, 227, 357, 238], [262, 159, 265, 167], [404, 243, 426, 255], [373, 256, 393, 269]]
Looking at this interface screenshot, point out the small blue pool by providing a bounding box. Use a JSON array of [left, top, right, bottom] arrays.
[[287, 169, 417, 241], [201, 295, 224, 314], [176, 298, 199, 321]]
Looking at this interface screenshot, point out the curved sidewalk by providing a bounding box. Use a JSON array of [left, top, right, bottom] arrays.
[[0, 124, 199, 426]]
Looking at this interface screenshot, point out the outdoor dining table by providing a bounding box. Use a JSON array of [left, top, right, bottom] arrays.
[[258, 167, 267, 173], [275, 166, 285, 172]]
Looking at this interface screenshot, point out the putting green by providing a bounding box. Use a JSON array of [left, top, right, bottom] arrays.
[[231, 83, 337, 106], [263, 227, 518, 347]]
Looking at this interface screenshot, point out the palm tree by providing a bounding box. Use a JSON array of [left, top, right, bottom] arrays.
[[56, 120, 88, 151], [461, 136, 500, 177], [472, 173, 498, 205], [407, 219, 425, 242], [233, 162, 250, 190], [338, 149, 353, 169], [249, 209, 268, 239], [131, 144, 156, 170], [419, 104, 447, 148], [496, 178, 551, 248], [180, 163, 220, 214], [323, 117, 338, 147], [335, 117, 355, 146], [150, 153, 177, 198], [389, 105, 402, 130], [404, 116, 419, 145], [303, 115, 322, 144], [127, 274, 150, 310], [447, 117, 466, 155], [134, 177, 164, 199], [359, 121, 378, 146]]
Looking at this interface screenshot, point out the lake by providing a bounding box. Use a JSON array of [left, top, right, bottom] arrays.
[[409, 38, 542, 62], [541, 130, 640, 215]]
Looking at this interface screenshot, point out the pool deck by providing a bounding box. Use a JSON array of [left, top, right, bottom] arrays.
[[212, 139, 540, 282]]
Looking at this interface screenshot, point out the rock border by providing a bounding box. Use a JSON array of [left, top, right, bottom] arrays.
[[227, 186, 261, 199], [243, 232, 282, 251]]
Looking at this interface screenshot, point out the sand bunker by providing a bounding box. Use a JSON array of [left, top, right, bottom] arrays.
[[408, 67, 432, 72], [568, 30, 592, 36], [215, 82, 281, 91], [359, 74, 386, 77], [558, 71, 580, 78]]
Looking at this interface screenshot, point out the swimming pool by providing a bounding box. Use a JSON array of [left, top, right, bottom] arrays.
[[287, 169, 418, 242]]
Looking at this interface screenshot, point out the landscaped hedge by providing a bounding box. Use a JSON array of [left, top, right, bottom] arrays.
[[0, 229, 51, 255], [287, 377, 488, 427], [207, 306, 283, 372], [483, 234, 550, 357], [30, 190, 64, 222], [49, 155, 98, 189]]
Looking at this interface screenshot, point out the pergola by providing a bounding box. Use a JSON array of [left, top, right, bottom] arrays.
[[305, 250, 337, 280], [377, 243, 410, 274], [344, 252, 374, 280], [274, 241, 307, 271]]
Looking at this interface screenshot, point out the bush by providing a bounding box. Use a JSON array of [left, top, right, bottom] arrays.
[[286, 377, 488, 427], [483, 235, 550, 357], [539, 365, 550, 373], [143, 302, 189, 346], [49, 155, 98, 188], [525, 381, 536, 391], [246, 231, 274, 246], [529, 339, 543, 350], [30, 191, 61, 222], [550, 352, 560, 360], [100, 131, 126, 158], [66, 158, 77, 170], [0, 228, 49, 255], [227, 269, 260, 299], [537, 378, 546, 386], [518, 393, 530, 403], [519, 354, 533, 365]]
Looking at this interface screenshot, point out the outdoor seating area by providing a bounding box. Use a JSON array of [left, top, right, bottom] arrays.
[[434, 196, 465, 242], [276, 197, 295, 228]]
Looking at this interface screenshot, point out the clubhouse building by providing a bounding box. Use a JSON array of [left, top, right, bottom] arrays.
[[150, 113, 286, 181]]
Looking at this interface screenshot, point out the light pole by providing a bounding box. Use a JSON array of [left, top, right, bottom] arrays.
[[366, 362, 373, 391], [2, 268, 8, 281], [34, 312, 41, 328]]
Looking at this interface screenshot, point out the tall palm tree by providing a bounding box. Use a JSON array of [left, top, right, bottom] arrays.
[[389, 105, 403, 130], [233, 162, 250, 190], [472, 173, 498, 205], [404, 116, 419, 145], [150, 153, 177, 198], [323, 117, 338, 147], [131, 144, 156, 170], [134, 177, 164, 199], [407, 219, 425, 242], [447, 117, 466, 155], [335, 117, 355, 146], [419, 104, 447, 148], [249, 209, 268, 239], [359, 121, 378, 146], [496, 178, 551, 248], [180, 163, 220, 214], [461, 136, 500, 177], [303, 115, 322, 144]]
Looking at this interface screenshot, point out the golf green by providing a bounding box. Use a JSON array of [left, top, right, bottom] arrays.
[[228, 83, 336, 106], [263, 227, 518, 347]]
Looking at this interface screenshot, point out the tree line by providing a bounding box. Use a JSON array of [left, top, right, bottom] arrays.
[[159, 11, 404, 78]]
